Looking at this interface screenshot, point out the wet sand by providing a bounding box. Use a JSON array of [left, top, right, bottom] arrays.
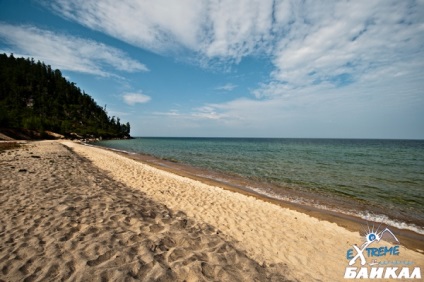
[[1, 140, 423, 281]]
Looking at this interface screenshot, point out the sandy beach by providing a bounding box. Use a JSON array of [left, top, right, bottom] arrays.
[[1, 140, 423, 281]]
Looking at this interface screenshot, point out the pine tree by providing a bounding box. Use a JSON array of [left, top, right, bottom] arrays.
[[0, 53, 131, 139]]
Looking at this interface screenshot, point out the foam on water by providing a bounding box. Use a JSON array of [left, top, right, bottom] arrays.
[[246, 185, 424, 235]]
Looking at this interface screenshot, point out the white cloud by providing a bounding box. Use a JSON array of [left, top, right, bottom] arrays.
[[268, 0, 424, 90], [123, 93, 151, 105], [45, 0, 206, 53], [153, 110, 182, 117], [44, 0, 424, 89], [0, 23, 148, 76], [45, 0, 279, 63], [215, 83, 237, 91], [39, 0, 424, 138], [142, 67, 424, 138], [202, 0, 276, 61], [192, 106, 231, 120]]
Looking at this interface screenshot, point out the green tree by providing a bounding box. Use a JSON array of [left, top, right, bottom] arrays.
[[0, 53, 131, 139]]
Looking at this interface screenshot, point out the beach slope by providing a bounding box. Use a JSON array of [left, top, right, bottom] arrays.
[[63, 141, 424, 281], [1, 140, 423, 281], [0, 141, 288, 281]]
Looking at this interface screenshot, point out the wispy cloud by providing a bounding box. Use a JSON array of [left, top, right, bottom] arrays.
[[123, 92, 151, 105], [44, 0, 424, 91], [44, 0, 280, 63], [192, 106, 231, 120], [145, 67, 424, 138], [215, 83, 237, 91], [44, 0, 206, 54], [153, 109, 183, 117], [38, 0, 424, 138], [265, 0, 424, 92], [0, 23, 148, 76]]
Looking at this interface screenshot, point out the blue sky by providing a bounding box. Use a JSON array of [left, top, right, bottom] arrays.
[[0, 0, 423, 138]]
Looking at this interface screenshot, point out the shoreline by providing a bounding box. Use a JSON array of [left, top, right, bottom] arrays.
[[89, 142, 424, 252]]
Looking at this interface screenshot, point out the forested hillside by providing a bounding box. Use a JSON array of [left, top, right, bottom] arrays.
[[0, 53, 130, 139]]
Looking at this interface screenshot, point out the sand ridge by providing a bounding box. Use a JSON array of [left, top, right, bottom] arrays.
[[0, 141, 289, 281], [63, 140, 424, 282]]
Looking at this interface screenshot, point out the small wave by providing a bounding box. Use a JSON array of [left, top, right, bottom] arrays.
[[356, 212, 424, 235], [245, 186, 424, 235], [86, 143, 137, 155]]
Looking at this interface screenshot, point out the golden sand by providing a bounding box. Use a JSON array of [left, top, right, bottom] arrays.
[[0, 140, 422, 281]]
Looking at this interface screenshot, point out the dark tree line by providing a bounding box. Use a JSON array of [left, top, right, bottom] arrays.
[[0, 53, 131, 139]]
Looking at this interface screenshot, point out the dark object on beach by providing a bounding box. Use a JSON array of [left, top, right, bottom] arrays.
[[18, 169, 27, 173]]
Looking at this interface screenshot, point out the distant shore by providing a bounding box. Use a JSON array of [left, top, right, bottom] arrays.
[[1, 140, 423, 281], [0, 127, 132, 143]]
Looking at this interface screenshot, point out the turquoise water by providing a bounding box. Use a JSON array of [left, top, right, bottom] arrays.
[[95, 138, 424, 233]]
